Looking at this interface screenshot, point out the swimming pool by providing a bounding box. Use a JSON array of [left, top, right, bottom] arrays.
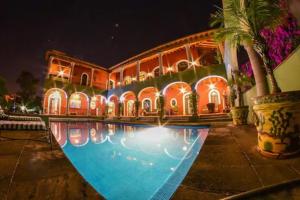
[[51, 122, 208, 200]]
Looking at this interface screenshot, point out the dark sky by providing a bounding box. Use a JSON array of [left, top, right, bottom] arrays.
[[0, 0, 221, 92]]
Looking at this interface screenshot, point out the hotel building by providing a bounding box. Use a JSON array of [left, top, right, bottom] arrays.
[[43, 30, 229, 119]]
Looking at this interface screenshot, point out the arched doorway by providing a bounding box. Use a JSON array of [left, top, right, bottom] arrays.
[[176, 60, 189, 72], [108, 95, 118, 117], [163, 82, 192, 116], [195, 76, 228, 114], [69, 92, 89, 115], [44, 88, 68, 115], [120, 91, 136, 117], [138, 87, 159, 116]]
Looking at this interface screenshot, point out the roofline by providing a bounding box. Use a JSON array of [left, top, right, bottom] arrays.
[[109, 29, 218, 70], [45, 50, 108, 71]]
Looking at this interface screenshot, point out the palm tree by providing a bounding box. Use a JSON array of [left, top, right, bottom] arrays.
[[211, 0, 283, 96]]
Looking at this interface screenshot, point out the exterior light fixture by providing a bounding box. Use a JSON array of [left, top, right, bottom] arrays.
[[58, 70, 64, 76], [91, 96, 97, 101], [132, 77, 136, 81], [117, 82, 121, 85], [20, 105, 26, 112], [167, 67, 173, 72], [191, 61, 197, 66], [155, 92, 160, 97], [147, 73, 152, 77], [179, 87, 186, 94], [209, 84, 216, 90]]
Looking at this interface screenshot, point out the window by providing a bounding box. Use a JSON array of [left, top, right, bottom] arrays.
[[81, 73, 89, 86], [209, 89, 221, 105], [170, 98, 177, 107], [70, 94, 81, 109], [177, 61, 189, 72], [153, 67, 160, 77]]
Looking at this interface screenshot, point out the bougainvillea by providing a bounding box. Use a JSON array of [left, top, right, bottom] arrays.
[[261, 14, 300, 68]]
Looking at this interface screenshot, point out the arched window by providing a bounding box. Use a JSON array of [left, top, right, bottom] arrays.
[[170, 98, 177, 107], [209, 89, 221, 105], [81, 73, 89, 86], [142, 99, 151, 112], [177, 61, 189, 72], [153, 67, 160, 77]]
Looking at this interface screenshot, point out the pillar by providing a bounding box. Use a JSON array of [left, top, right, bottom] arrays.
[[185, 44, 194, 65], [136, 61, 140, 81], [90, 68, 94, 87], [158, 52, 163, 76], [70, 62, 75, 83], [120, 67, 124, 86]]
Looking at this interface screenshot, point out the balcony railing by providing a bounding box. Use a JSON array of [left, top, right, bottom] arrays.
[[107, 64, 227, 96]]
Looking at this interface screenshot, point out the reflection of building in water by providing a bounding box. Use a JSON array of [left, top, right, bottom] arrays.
[[51, 122, 68, 148], [107, 124, 116, 136], [68, 123, 89, 147]]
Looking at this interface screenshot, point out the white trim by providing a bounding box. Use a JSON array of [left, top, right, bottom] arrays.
[[120, 91, 135, 100], [194, 75, 228, 91], [175, 59, 189, 72], [162, 81, 190, 96], [44, 88, 68, 115], [80, 73, 89, 86], [141, 98, 152, 111], [170, 98, 177, 107], [137, 87, 158, 98], [48, 92, 61, 115], [208, 89, 221, 105]]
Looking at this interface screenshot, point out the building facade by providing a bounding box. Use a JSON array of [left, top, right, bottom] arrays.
[[43, 30, 230, 118]]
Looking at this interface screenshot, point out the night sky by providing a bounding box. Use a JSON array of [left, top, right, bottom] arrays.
[[0, 0, 221, 92]]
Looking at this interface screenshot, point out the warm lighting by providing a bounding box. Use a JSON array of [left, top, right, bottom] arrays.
[[72, 94, 80, 99], [155, 92, 160, 97], [132, 77, 136, 81], [58, 70, 64, 76], [191, 61, 197, 66], [147, 73, 152, 77], [179, 87, 186, 94], [117, 82, 121, 85], [91, 96, 97, 101], [20, 105, 26, 112], [209, 84, 215, 90], [120, 96, 125, 103], [167, 67, 173, 72]]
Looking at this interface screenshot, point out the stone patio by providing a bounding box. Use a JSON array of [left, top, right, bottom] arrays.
[[1, 124, 300, 200]]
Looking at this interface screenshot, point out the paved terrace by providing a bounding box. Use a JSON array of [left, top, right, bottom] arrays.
[[1, 125, 300, 199]]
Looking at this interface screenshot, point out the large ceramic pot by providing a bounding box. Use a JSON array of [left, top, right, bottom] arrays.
[[253, 91, 300, 158], [231, 106, 249, 126], [207, 103, 215, 113]]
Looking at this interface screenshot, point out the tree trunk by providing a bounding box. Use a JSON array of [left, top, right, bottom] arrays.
[[244, 45, 269, 96]]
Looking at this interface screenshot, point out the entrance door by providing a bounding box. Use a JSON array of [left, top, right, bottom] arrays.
[[184, 94, 192, 115], [49, 97, 60, 115]]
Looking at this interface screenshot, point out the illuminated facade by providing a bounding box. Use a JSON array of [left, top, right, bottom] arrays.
[[43, 30, 230, 118]]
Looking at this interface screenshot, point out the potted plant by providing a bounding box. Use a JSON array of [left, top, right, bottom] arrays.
[[206, 103, 215, 113], [230, 70, 253, 126], [211, 0, 300, 158]]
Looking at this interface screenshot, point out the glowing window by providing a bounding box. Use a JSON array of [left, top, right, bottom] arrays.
[[81, 73, 89, 86], [70, 94, 81, 109]]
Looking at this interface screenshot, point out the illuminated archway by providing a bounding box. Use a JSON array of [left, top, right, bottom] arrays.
[[68, 92, 89, 116], [107, 95, 119, 117], [138, 87, 159, 116], [194, 75, 228, 114], [163, 82, 192, 116], [120, 91, 136, 117], [44, 88, 68, 115], [90, 95, 107, 116], [68, 123, 89, 147]]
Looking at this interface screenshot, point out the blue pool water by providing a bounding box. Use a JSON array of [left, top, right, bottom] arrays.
[[51, 122, 208, 200]]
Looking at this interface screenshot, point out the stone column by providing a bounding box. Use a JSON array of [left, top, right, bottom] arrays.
[[90, 68, 94, 87], [158, 52, 163, 76], [185, 44, 194, 65], [136, 61, 140, 81], [120, 67, 124, 86], [70, 62, 75, 83]]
